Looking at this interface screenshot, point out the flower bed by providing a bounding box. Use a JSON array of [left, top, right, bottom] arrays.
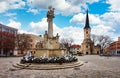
[[20, 56, 78, 65]]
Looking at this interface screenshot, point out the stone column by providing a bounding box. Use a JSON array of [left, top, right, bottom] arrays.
[[47, 6, 55, 38], [48, 19, 53, 38]]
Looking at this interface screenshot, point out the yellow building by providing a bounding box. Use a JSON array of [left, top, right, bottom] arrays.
[[27, 34, 43, 53], [16, 34, 43, 56]]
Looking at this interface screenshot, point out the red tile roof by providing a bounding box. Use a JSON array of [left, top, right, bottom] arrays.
[[70, 44, 81, 48]]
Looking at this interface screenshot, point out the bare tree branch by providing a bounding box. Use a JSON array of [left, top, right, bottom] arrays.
[[91, 34, 113, 53], [60, 38, 74, 52]]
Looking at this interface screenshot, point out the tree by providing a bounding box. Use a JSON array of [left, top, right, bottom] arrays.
[[60, 38, 74, 54], [91, 34, 113, 53], [91, 34, 97, 43]]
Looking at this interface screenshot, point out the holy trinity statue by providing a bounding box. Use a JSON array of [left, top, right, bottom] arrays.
[[47, 6, 55, 22]]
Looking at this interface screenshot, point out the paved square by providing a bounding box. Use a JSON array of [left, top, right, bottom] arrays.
[[0, 55, 120, 78]]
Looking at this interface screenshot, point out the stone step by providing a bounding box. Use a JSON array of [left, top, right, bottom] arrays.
[[13, 61, 84, 70]]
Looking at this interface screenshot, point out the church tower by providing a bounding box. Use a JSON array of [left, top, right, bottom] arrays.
[[84, 10, 91, 39], [81, 10, 94, 54]]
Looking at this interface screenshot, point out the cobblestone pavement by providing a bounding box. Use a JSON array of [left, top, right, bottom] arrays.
[[0, 55, 120, 78]]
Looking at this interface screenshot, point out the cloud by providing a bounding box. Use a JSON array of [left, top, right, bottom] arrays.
[[29, 18, 48, 34], [29, 18, 84, 44], [28, 10, 120, 44], [27, 8, 39, 15], [7, 19, 21, 29], [60, 26, 84, 44], [70, 10, 120, 41], [4, 12, 17, 17], [92, 24, 115, 35], [26, 0, 99, 15], [29, 18, 61, 36], [0, 0, 25, 13], [101, 12, 120, 39], [107, 0, 120, 11], [87, 0, 99, 4], [101, 12, 120, 28], [70, 0, 120, 40], [18, 30, 37, 35], [92, 24, 120, 41], [70, 13, 101, 25], [70, 13, 85, 25]]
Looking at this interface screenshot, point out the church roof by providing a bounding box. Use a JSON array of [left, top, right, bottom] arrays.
[[84, 10, 90, 29]]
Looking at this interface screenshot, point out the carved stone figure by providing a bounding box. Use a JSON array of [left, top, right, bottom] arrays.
[[47, 6, 55, 21], [46, 6, 55, 38]]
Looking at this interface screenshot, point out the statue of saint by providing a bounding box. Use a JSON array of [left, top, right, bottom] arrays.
[[47, 6, 55, 22]]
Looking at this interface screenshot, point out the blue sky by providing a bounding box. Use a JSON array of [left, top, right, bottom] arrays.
[[0, 0, 120, 44]]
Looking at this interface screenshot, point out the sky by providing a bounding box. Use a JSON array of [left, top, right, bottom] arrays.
[[0, 0, 120, 44]]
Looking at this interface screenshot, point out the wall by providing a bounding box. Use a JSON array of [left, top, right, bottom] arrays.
[[34, 49, 66, 58]]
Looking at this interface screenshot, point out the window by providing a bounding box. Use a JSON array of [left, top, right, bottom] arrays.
[[86, 45, 88, 48], [0, 35, 2, 38], [86, 31, 88, 34], [117, 51, 120, 54], [0, 26, 2, 31], [0, 48, 1, 54], [30, 39, 33, 42]]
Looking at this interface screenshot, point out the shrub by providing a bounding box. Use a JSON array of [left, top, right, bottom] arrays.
[[20, 55, 78, 64]]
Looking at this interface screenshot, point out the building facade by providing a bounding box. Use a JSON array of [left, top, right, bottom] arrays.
[[16, 34, 43, 56], [70, 44, 81, 55], [105, 37, 120, 55], [94, 45, 101, 54], [0, 23, 17, 56]]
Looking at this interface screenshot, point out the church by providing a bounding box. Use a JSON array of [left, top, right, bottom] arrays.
[[81, 10, 100, 55]]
